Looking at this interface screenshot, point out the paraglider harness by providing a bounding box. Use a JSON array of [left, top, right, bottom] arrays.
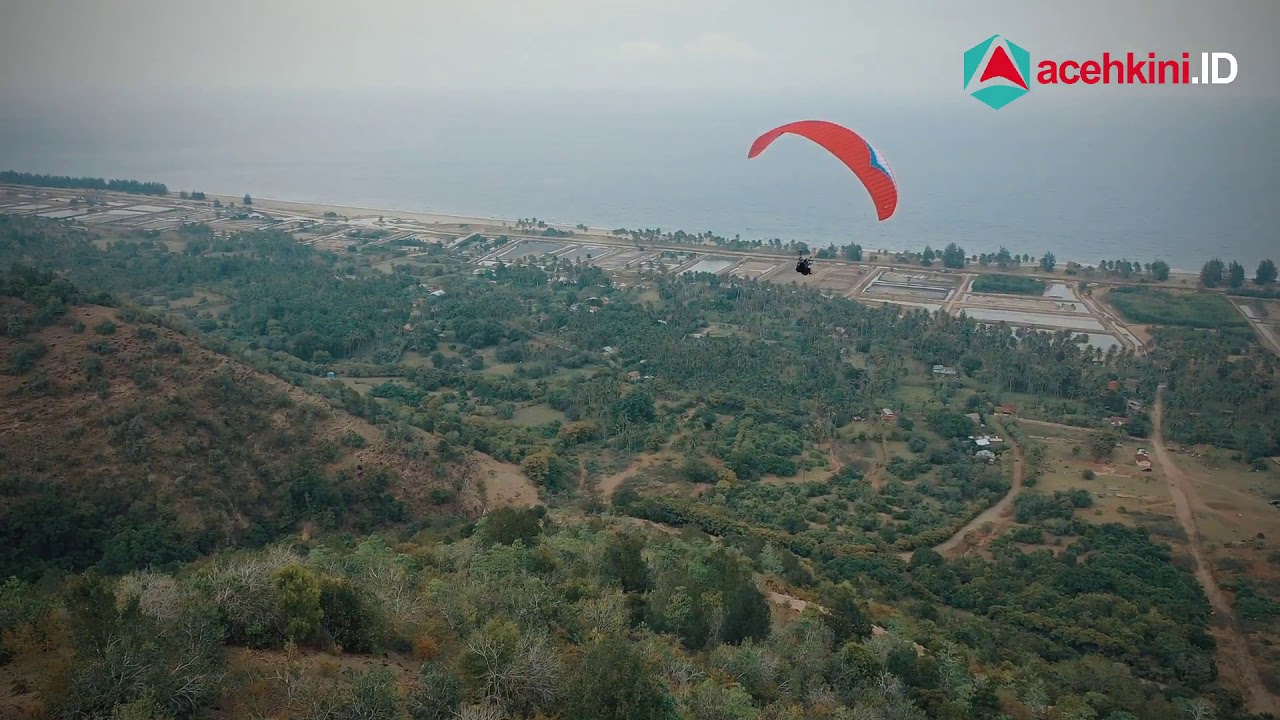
[[795, 253, 813, 276]]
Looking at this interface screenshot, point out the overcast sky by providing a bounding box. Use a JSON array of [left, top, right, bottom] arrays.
[[1, 0, 1277, 97]]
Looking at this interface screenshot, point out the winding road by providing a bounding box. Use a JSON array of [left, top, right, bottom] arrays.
[[1151, 384, 1277, 717], [897, 421, 1026, 561]]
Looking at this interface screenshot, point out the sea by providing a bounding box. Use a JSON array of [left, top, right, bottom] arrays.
[[0, 87, 1275, 271]]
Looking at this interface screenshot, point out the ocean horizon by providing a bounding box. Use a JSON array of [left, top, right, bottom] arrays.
[[1, 88, 1275, 271]]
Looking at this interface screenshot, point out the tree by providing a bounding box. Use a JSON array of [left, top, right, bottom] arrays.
[[1126, 412, 1151, 438], [1040, 252, 1057, 272], [820, 583, 872, 646], [921, 246, 936, 266], [942, 243, 967, 269], [461, 619, 562, 714], [477, 507, 543, 548], [1200, 258, 1225, 287], [685, 679, 758, 720], [1256, 258, 1278, 285], [273, 564, 323, 644], [1150, 260, 1170, 281], [408, 662, 462, 720], [52, 574, 224, 718], [1228, 261, 1245, 289], [319, 577, 378, 653], [615, 387, 656, 423], [601, 531, 653, 593], [564, 637, 678, 720], [243, 194, 253, 205], [337, 666, 401, 719], [521, 448, 571, 492], [1090, 429, 1120, 462]]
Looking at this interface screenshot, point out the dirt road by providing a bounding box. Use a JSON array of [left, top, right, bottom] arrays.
[[938, 436, 1025, 555], [1151, 384, 1277, 717], [896, 425, 1025, 561]]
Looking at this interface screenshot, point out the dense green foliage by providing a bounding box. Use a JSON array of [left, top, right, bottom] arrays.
[[1, 170, 168, 195], [971, 273, 1046, 296], [1146, 327, 1280, 456], [1108, 286, 1247, 328], [1, 211, 1275, 719], [0, 518, 1241, 720]]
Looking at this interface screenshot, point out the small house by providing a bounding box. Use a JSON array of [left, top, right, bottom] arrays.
[[431, 289, 446, 297], [602, 346, 616, 356], [996, 403, 1016, 416], [1127, 399, 1144, 412], [1106, 380, 1121, 392], [932, 365, 958, 376], [880, 408, 897, 421], [627, 371, 642, 381], [1108, 416, 1129, 427], [975, 449, 996, 463], [1135, 449, 1152, 471]]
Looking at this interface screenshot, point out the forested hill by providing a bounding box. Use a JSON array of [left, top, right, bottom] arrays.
[[0, 271, 494, 582], [1, 213, 1276, 719]]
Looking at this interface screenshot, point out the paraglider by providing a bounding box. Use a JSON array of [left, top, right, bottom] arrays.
[[748, 120, 899, 222]]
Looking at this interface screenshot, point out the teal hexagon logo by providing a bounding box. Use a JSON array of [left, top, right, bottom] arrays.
[[964, 35, 1031, 109]]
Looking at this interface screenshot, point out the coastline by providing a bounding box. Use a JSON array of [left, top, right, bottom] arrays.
[[213, 193, 1203, 278], [209, 194, 615, 235]]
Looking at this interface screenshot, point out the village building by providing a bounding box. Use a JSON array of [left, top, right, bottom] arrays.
[[1135, 448, 1152, 471], [879, 408, 897, 421], [932, 364, 958, 376]]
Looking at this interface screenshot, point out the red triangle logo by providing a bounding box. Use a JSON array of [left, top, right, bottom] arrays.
[[979, 45, 1027, 89]]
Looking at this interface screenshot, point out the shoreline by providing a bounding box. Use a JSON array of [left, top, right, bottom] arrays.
[[209, 193, 616, 235], [212, 193, 1204, 277]]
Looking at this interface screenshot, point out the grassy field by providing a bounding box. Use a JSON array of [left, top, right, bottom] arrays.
[[511, 403, 565, 426], [1169, 450, 1280, 692], [1106, 286, 1247, 328], [971, 273, 1047, 296], [338, 376, 413, 396], [1031, 431, 1173, 528]]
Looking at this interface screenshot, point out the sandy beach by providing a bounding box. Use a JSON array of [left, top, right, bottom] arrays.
[[208, 194, 617, 236]]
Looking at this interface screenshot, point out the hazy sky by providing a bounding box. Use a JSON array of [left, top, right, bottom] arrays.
[[1, 0, 1277, 97]]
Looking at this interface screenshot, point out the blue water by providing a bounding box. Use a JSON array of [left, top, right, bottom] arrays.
[[0, 88, 1275, 270]]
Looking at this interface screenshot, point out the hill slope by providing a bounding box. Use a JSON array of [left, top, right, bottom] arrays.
[[0, 300, 531, 581]]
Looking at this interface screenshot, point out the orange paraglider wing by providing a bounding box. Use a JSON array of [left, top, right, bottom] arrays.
[[748, 120, 898, 221]]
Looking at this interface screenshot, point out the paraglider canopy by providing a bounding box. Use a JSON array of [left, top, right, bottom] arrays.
[[748, 120, 898, 221]]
